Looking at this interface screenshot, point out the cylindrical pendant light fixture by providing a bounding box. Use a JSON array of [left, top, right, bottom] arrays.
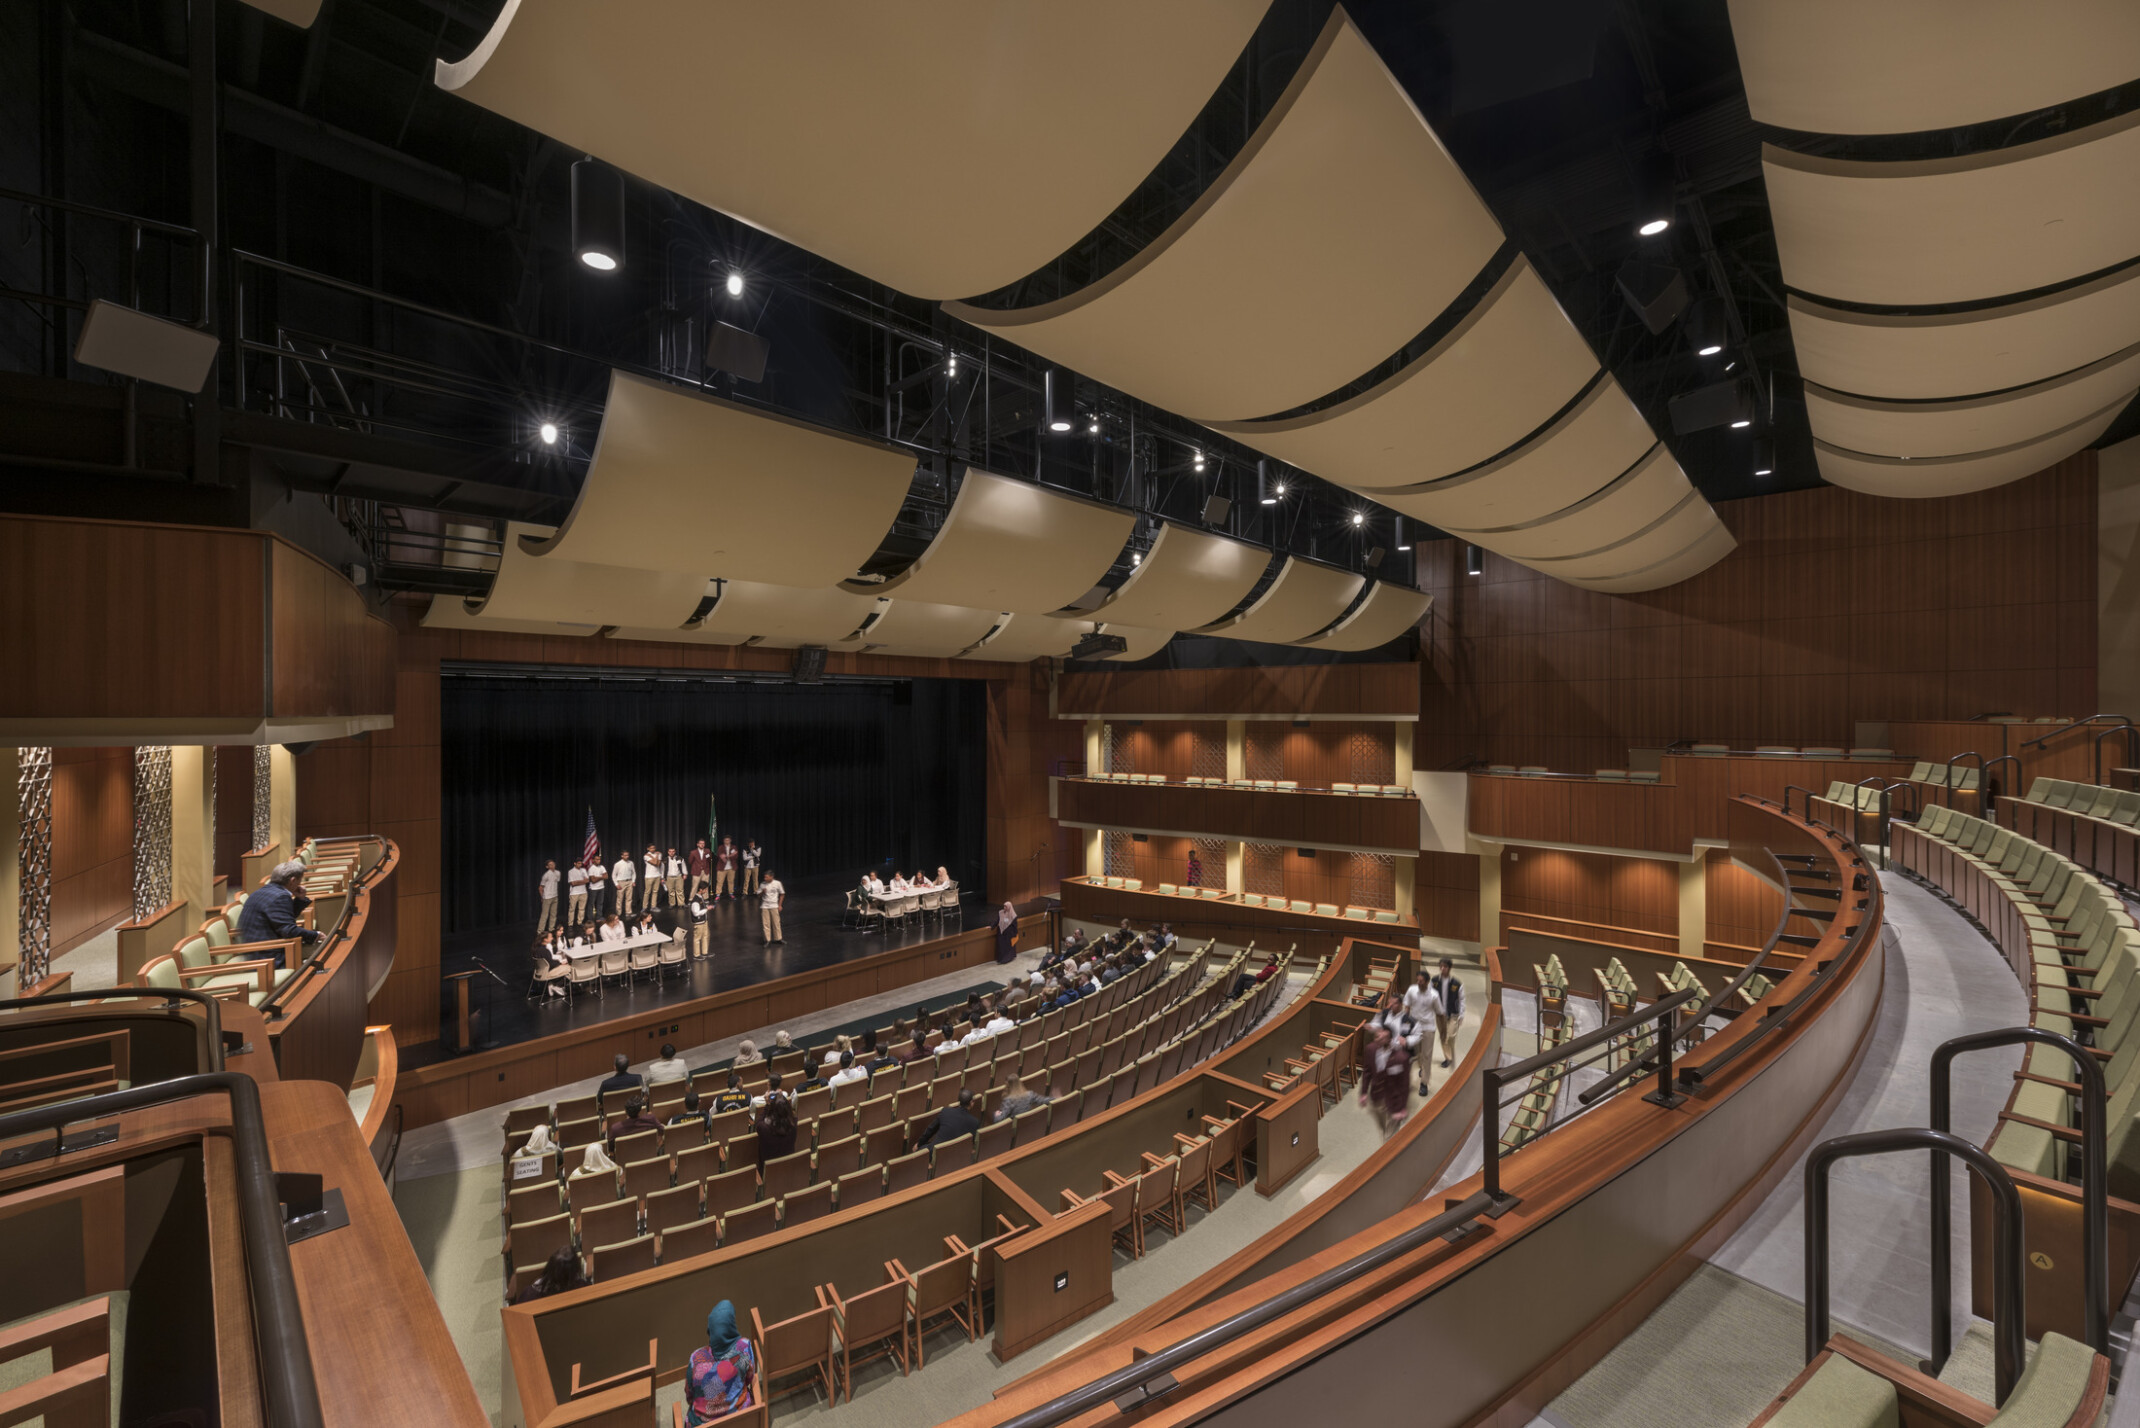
[[572, 158, 626, 273]]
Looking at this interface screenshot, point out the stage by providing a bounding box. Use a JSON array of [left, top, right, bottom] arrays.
[[410, 872, 989, 1070]]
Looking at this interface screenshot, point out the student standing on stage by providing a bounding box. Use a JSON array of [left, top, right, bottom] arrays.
[[715, 837, 739, 902], [758, 870, 786, 945], [665, 847, 686, 908], [566, 858, 589, 925], [688, 838, 713, 897], [688, 888, 711, 959], [611, 850, 637, 917], [586, 857, 609, 918], [642, 844, 665, 910], [741, 840, 762, 897], [537, 859, 562, 933]]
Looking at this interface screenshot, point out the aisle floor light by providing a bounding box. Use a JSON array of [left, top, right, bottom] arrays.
[[571, 158, 625, 272]]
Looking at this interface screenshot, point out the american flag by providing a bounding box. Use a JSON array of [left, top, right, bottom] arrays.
[[581, 807, 601, 870]]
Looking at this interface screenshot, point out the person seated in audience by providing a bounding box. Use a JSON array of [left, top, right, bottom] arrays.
[[1359, 1025, 1411, 1136], [963, 991, 986, 1022], [994, 1076, 1049, 1122], [897, 1032, 928, 1065], [865, 1037, 898, 1076], [570, 1141, 619, 1184], [1256, 954, 1280, 985], [828, 1049, 868, 1091], [598, 1052, 642, 1100], [235, 860, 322, 968], [710, 1071, 752, 1114], [772, 1030, 794, 1053], [821, 1033, 852, 1068], [749, 1071, 786, 1111], [1042, 979, 1071, 1011], [647, 1041, 691, 1085], [920, 1089, 982, 1149], [982, 1001, 1017, 1039], [1110, 918, 1136, 951], [598, 913, 628, 944], [1099, 957, 1123, 986], [667, 1087, 711, 1132], [753, 1082, 798, 1164], [512, 1246, 589, 1305], [1228, 961, 1259, 999], [685, 1301, 758, 1424], [795, 1059, 829, 1093], [606, 1095, 662, 1144], [732, 1039, 762, 1068], [513, 1123, 556, 1160], [1156, 923, 1177, 952]]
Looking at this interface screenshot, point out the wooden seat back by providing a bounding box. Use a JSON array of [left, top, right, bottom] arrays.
[[780, 1181, 833, 1229], [569, 1337, 656, 1399]]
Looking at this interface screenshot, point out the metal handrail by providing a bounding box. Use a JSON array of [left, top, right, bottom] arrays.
[[2093, 725, 2140, 786], [1981, 754, 2020, 809], [0, 988, 225, 1071], [2022, 714, 2134, 750], [1678, 849, 1793, 1030], [0, 1074, 325, 1428], [1944, 751, 1987, 811], [1929, 1027, 2105, 1363], [1782, 784, 1820, 824], [1806, 1127, 2025, 1404], [994, 1188, 1500, 1428]]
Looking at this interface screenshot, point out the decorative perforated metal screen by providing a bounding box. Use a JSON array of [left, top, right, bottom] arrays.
[[1349, 852, 1396, 911], [18, 747, 53, 987], [1244, 843, 1285, 898], [253, 744, 273, 850], [132, 746, 173, 920]]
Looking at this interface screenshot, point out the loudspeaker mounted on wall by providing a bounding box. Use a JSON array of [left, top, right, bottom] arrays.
[[73, 300, 221, 392], [705, 321, 771, 383]]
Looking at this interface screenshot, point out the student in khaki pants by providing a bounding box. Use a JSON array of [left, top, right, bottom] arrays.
[[537, 860, 562, 933], [759, 872, 786, 945], [688, 891, 711, 959], [664, 847, 686, 909], [565, 859, 589, 925]]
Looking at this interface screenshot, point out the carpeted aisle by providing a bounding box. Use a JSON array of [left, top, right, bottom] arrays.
[[395, 1166, 510, 1427]]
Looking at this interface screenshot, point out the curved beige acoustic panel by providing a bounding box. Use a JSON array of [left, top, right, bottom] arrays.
[[419, 595, 598, 638], [437, 0, 1264, 299], [1444, 445, 1693, 562], [961, 614, 1089, 662], [858, 601, 1006, 658], [1764, 114, 2140, 306], [471, 521, 708, 628], [1195, 557, 1364, 644], [524, 372, 914, 587], [1293, 583, 1431, 651], [237, 0, 321, 27], [1567, 522, 1738, 595], [1728, 0, 2140, 136], [1090, 625, 1176, 663], [865, 471, 1134, 615], [1523, 491, 1722, 582], [1089, 524, 1273, 631], [1204, 257, 1599, 487], [1789, 266, 2140, 401], [1805, 342, 2140, 459], [1368, 378, 1658, 530], [697, 580, 879, 646], [945, 13, 1503, 422], [1815, 400, 2128, 497]]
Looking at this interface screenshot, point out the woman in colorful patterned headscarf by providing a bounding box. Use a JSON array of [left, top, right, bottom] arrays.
[[684, 1300, 757, 1424]]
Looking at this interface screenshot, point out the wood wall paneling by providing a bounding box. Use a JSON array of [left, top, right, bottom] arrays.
[[1414, 459, 2098, 773], [269, 543, 397, 718], [1412, 851, 1480, 943], [1060, 663, 1419, 719], [1058, 780, 1420, 854], [49, 747, 132, 953], [1498, 846, 1677, 944]]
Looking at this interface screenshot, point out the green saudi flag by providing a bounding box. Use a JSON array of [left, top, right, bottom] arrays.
[[707, 794, 718, 851]]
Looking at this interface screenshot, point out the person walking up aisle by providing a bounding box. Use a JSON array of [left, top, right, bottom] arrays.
[[565, 858, 588, 925], [714, 837, 739, 903], [741, 839, 761, 897], [537, 859, 561, 933], [611, 849, 637, 918], [758, 869, 786, 945], [1427, 956, 1467, 1070]]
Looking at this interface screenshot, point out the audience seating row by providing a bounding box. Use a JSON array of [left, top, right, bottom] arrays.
[[501, 946, 1305, 1292], [2004, 778, 2140, 890], [1083, 772, 1412, 797], [1893, 807, 2140, 1195]]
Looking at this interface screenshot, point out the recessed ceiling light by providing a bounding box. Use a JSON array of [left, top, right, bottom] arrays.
[[1088, 419, 1100, 435], [725, 272, 744, 297], [1350, 512, 1364, 526], [1274, 482, 1287, 497], [1639, 218, 1670, 237], [1730, 418, 1752, 429], [1049, 419, 1072, 433], [1698, 343, 1722, 356], [579, 251, 617, 271], [539, 422, 559, 445]]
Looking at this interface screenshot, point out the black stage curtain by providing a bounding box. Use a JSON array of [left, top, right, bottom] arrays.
[[441, 674, 987, 934]]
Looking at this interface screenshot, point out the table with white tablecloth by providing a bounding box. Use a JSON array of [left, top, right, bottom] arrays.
[[557, 928, 675, 961]]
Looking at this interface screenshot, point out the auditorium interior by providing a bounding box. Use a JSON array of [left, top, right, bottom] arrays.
[[7, 3, 2140, 1427]]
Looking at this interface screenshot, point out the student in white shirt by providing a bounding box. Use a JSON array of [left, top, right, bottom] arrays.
[[565, 859, 589, 924], [982, 1009, 1016, 1039], [741, 840, 762, 897], [611, 855, 637, 917], [664, 848, 686, 908], [599, 914, 628, 945], [537, 859, 562, 933], [821, 1034, 852, 1068], [758, 872, 786, 945], [586, 858, 608, 918], [889, 872, 911, 894], [687, 891, 711, 959], [642, 846, 665, 909], [828, 1050, 868, 1091]]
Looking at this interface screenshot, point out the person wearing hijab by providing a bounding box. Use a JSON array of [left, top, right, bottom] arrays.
[[994, 900, 1019, 964], [935, 865, 953, 889], [685, 1301, 758, 1423], [570, 1141, 619, 1186], [732, 1039, 762, 1068], [514, 1123, 556, 1160], [512, 1246, 589, 1304]]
